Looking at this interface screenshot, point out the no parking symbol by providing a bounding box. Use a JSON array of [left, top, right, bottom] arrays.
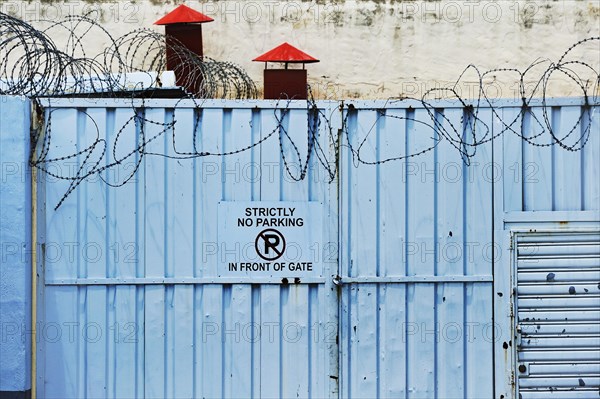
[[255, 228, 286, 261]]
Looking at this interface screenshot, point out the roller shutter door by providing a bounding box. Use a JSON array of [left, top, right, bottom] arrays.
[[515, 231, 600, 398]]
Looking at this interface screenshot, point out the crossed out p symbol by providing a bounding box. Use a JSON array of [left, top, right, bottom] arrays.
[[255, 228, 286, 261]]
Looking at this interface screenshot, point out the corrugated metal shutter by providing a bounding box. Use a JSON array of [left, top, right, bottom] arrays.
[[515, 232, 600, 398]]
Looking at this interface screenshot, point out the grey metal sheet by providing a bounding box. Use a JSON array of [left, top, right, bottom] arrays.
[[519, 349, 600, 362], [528, 362, 600, 375], [517, 269, 600, 282], [518, 283, 600, 295]]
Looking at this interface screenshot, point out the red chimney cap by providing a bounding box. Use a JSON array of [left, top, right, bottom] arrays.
[[253, 42, 319, 63], [154, 4, 214, 25]]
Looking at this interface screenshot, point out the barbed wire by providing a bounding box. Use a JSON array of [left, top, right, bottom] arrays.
[[345, 36, 599, 167], [1, 12, 598, 209], [0, 11, 257, 98]]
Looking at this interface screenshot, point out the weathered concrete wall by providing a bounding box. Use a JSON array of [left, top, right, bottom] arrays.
[[0, 96, 31, 395], [2, 0, 599, 99]]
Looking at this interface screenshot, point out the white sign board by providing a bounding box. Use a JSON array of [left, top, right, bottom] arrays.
[[218, 202, 323, 277]]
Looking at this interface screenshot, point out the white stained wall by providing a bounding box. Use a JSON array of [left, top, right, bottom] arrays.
[[4, 0, 600, 99]]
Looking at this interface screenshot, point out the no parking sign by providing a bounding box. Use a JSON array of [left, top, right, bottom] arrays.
[[217, 202, 323, 277]]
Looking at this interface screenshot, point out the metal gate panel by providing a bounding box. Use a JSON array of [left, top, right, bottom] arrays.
[[339, 104, 494, 398], [515, 231, 600, 398], [36, 99, 340, 399], [501, 104, 600, 213]]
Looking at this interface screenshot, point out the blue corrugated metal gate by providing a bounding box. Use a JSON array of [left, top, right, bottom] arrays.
[[34, 98, 599, 398], [35, 100, 340, 399], [339, 104, 495, 398]]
